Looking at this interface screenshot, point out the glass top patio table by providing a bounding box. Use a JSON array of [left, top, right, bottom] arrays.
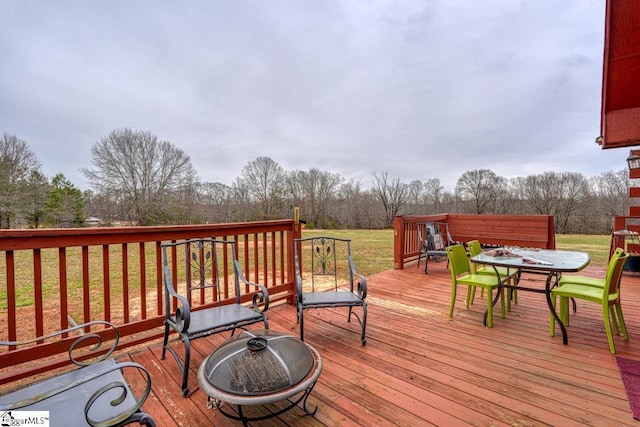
[[470, 248, 590, 345]]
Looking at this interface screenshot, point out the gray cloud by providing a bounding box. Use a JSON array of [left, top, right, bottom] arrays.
[[0, 0, 622, 192]]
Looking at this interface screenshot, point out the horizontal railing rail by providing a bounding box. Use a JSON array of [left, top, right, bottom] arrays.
[[0, 220, 301, 384]]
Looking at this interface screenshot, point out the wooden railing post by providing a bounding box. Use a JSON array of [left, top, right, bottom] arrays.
[[393, 216, 406, 269], [288, 208, 303, 305], [547, 216, 556, 249]]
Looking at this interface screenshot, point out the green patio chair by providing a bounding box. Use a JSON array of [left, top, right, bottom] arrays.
[[556, 247, 625, 332], [558, 247, 624, 289], [446, 244, 505, 327], [550, 249, 628, 353], [466, 240, 519, 310]]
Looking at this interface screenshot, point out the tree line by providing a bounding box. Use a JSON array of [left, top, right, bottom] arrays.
[[0, 129, 630, 234]]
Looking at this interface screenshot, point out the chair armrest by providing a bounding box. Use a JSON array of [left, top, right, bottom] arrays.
[[163, 265, 192, 333], [234, 260, 270, 313], [355, 274, 367, 300], [0, 320, 119, 367], [0, 321, 155, 427], [348, 256, 367, 300], [0, 361, 153, 427], [84, 361, 153, 427]]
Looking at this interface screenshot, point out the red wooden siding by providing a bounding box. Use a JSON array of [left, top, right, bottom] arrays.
[[599, 0, 640, 148]]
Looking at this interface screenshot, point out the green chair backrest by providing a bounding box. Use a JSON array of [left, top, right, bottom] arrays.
[[466, 240, 483, 273], [446, 244, 472, 281], [604, 247, 625, 284], [605, 249, 628, 302], [466, 240, 482, 257]]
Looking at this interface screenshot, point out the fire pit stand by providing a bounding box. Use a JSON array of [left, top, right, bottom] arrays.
[[197, 330, 323, 426]]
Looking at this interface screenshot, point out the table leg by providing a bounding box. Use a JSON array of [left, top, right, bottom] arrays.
[[545, 271, 568, 344], [483, 265, 505, 326]]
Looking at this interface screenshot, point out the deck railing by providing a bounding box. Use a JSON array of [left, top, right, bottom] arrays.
[[393, 214, 449, 269], [0, 220, 301, 384], [394, 214, 556, 269]]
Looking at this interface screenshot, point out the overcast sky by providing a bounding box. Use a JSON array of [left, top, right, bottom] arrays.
[[0, 1, 625, 192]]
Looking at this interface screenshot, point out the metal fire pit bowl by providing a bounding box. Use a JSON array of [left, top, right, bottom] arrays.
[[197, 329, 323, 425]]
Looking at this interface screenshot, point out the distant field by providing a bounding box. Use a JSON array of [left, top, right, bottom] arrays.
[[302, 230, 612, 277]]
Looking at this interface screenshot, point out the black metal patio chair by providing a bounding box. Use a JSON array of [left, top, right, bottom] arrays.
[[0, 320, 156, 426], [161, 238, 270, 396], [294, 236, 367, 345], [417, 221, 453, 274]]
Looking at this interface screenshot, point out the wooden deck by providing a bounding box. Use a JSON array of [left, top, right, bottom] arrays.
[[120, 260, 640, 426]]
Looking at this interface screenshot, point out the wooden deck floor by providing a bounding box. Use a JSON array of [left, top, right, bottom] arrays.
[[120, 260, 640, 426]]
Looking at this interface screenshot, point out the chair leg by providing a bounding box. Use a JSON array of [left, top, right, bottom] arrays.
[[549, 294, 557, 337], [465, 286, 474, 308], [485, 288, 493, 328], [609, 306, 620, 335], [360, 303, 367, 345], [615, 303, 629, 341], [181, 337, 191, 397], [467, 286, 473, 305], [161, 321, 170, 360], [347, 305, 367, 345], [560, 297, 569, 325], [299, 306, 305, 341], [449, 284, 457, 318], [603, 304, 616, 354]]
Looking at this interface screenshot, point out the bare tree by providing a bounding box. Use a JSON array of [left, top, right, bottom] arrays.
[[371, 171, 409, 227], [286, 168, 342, 228], [555, 172, 591, 233], [231, 177, 253, 222], [455, 169, 507, 214], [423, 178, 444, 214], [238, 156, 286, 220], [507, 177, 530, 215], [521, 172, 563, 215], [516, 171, 591, 232], [83, 189, 125, 226], [333, 179, 364, 228], [591, 170, 629, 221], [405, 180, 424, 213], [82, 128, 198, 225], [0, 133, 44, 228], [198, 181, 234, 223]]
